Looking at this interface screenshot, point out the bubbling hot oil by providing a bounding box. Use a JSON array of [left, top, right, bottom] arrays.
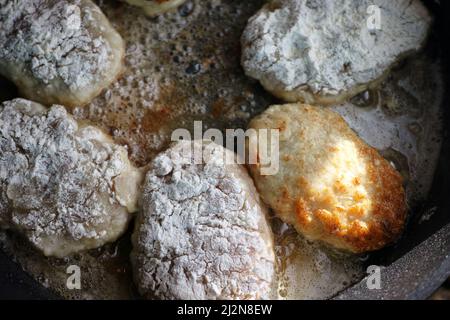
[[271, 219, 364, 300]]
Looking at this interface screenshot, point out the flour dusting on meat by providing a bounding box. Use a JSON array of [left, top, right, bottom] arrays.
[[0, 99, 142, 258], [0, 0, 124, 107], [132, 140, 276, 300]]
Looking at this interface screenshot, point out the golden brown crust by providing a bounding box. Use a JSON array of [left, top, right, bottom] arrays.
[[247, 104, 407, 253]]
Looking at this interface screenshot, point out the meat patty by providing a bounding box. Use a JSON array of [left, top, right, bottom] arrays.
[[0, 0, 125, 108], [241, 0, 430, 105], [247, 104, 407, 253], [0, 99, 142, 257], [132, 140, 276, 299]]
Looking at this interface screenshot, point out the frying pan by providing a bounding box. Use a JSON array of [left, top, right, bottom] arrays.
[[0, 0, 449, 300]]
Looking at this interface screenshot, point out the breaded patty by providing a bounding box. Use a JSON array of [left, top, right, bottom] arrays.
[[132, 140, 275, 299], [0, 99, 142, 257], [241, 0, 430, 105], [247, 104, 407, 253], [123, 0, 187, 16], [0, 0, 125, 108]]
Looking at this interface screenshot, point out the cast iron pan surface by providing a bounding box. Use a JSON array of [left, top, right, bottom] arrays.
[[0, 0, 449, 300]]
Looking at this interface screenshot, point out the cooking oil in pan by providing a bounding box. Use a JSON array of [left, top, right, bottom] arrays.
[[272, 220, 364, 300]]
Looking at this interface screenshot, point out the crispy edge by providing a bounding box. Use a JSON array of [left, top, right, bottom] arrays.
[[248, 104, 407, 253]]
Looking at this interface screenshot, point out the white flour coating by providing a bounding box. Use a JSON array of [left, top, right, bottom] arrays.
[[0, 99, 142, 258], [0, 0, 125, 108], [132, 140, 275, 300], [241, 0, 431, 105], [123, 0, 187, 16]]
